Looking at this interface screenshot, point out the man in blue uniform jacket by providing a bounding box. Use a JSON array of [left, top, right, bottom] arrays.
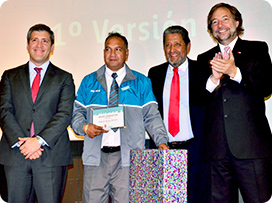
[[71, 32, 169, 203]]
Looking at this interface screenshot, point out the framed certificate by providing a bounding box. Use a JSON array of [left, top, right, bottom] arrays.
[[92, 106, 125, 130]]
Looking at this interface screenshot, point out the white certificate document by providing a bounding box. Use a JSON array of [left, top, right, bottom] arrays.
[[92, 106, 125, 130]]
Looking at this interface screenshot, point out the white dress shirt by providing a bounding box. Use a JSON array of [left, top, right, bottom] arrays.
[[101, 66, 126, 147], [163, 58, 194, 142]]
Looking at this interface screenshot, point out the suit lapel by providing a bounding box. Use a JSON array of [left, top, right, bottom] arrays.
[[19, 63, 33, 105], [158, 62, 168, 92], [157, 63, 168, 118], [188, 59, 193, 105], [232, 38, 245, 67], [35, 62, 56, 103]]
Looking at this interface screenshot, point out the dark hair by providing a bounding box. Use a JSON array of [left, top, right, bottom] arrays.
[[105, 32, 128, 50], [207, 3, 244, 36], [163, 25, 191, 45], [27, 24, 54, 45]]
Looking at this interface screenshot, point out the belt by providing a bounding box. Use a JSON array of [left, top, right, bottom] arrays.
[[101, 146, 120, 153], [168, 138, 194, 149]]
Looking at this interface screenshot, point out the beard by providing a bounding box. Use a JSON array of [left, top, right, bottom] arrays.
[[213, 29, 238, 45], [167, 54, 186, 67]]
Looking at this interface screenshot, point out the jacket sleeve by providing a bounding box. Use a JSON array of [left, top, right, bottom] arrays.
[[239, 41, 272, 98], [0, 71, 26, 147], [71, 101, 88, 135], [71, 78, 88, 135], [37, 73, 75, 148], [141, 77, 168, 147]]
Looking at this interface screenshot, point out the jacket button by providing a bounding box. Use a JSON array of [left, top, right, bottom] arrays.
[[224, 115, 228, 118], [26, 128, 30, 131], [33, 109, 35, 113]]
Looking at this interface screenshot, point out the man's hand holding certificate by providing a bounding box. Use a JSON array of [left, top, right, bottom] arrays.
[[83, 123, 108, 138], [93, 106, 125, 131]]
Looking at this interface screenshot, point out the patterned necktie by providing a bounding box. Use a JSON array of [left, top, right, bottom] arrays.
[[109, 73, 119, 107], [223, 46, 230, 60], [30, 67, 42, 137], [108, 73, 119, 132], [168, 67, 180, 137]]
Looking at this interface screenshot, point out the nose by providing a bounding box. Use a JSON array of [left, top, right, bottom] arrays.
[[169, 45, 175, 53], [37, 40, 42, 47], [110, 50, 116, 56], [218, 20, 223, 27]]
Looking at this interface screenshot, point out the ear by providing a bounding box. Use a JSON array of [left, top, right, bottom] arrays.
[[235, 20, 239, 28], [50, 44, 55, 55], [186, 42, 191, 55], [26, 43, 29, 53], [125, 49, 129, 61]]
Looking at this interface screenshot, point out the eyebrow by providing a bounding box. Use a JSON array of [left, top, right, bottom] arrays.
[[105, 45, 122, 49]]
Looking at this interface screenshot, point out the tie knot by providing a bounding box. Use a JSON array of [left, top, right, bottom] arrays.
[[224, 46, 230, 53], [112, 73, 118, 79], [34, 67, 42, 74], [223, 46, 231, 59], [173, 67, 179, 73]]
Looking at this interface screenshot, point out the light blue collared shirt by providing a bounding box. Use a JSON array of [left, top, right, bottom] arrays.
[[29, 60, 49, 146], [29, 60, 49, 87]]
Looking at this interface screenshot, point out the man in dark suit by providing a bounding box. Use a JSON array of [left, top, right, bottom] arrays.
[[197, 3, 272, 203], [0, 164, 8, 202], [0, 24, 75, 203], [148, 25, 207, 203]]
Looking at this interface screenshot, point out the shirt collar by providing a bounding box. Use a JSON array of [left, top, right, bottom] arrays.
[[219, 37, 238, 52], [105, 65, 126, 80], [169, 58, 188, 72], [29, 60, 49, 72]]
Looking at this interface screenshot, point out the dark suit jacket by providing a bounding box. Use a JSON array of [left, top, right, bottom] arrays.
[[148, 59, 205, 162], [148, 60, 208, 203], [197, 38, 272, 160], [0, 62, 75, 167]]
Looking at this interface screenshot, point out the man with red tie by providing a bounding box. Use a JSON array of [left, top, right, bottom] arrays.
[[148, 25, 207, 203], [197, 3, 272, 203], [0, 24, 75, 203]]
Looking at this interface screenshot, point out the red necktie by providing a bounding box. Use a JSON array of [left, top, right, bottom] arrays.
[[31, 67, 42, 102], [168, 67, 180, 137], [30, 67, 42, 137]]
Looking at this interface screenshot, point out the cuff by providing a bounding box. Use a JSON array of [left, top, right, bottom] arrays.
[[206, 75, 220, 93], [230, 67, 242, 83], [36, 136, 49, 146]]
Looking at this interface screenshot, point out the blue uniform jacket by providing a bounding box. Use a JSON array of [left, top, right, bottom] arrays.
[[71, 64, 168, 167]]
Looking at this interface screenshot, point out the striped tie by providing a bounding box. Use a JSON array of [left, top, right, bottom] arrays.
[[109, 73, 119, 132], [109, 73, 119, 107], [223, 46, 230, 60]]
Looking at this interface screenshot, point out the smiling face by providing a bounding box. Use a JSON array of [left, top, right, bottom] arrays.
[[104, 36, 129, 72], [164, 33, 190, 67], [210, 7, 239, 45], [27, 31, 54, 66]]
